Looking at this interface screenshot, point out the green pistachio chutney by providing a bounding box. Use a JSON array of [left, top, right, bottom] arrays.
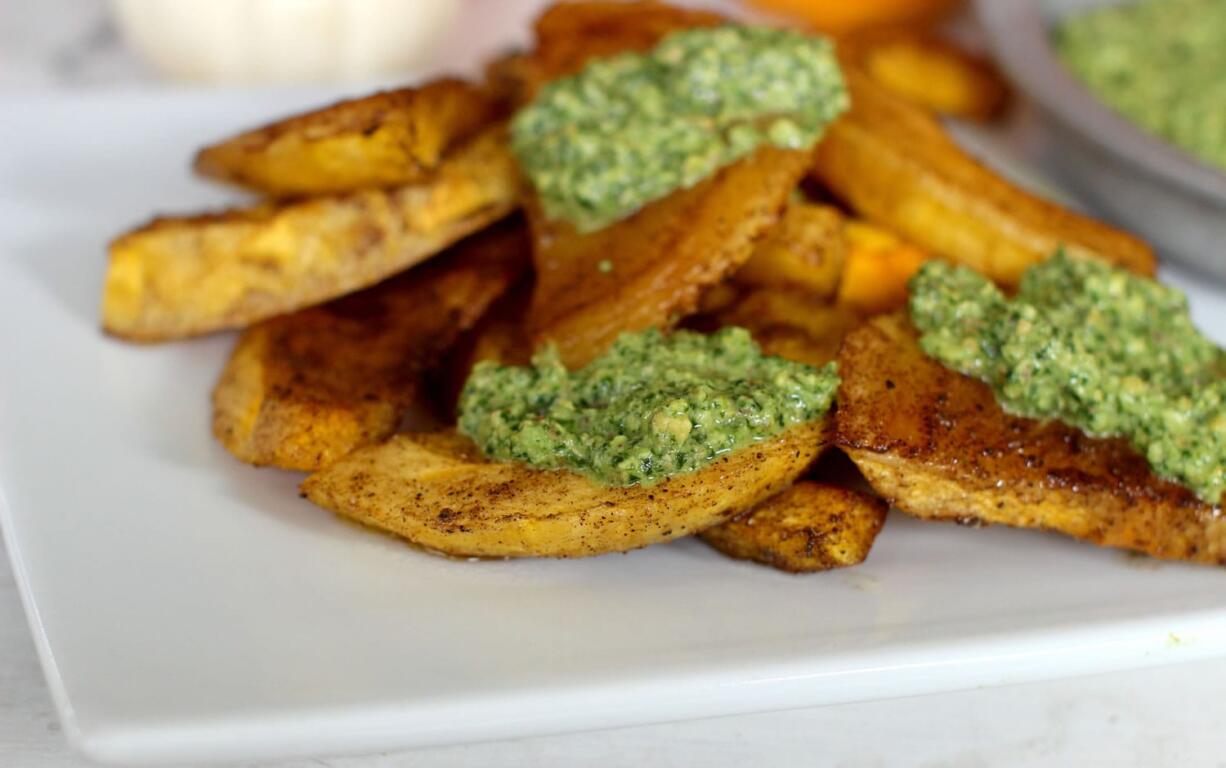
[[457, 327, 839, 486], [1055, 0, 1226, 171], [510, 25, 848, 232], [910, 253, 1226, 505]]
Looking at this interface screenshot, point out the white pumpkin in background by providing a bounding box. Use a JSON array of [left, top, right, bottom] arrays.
[[110, 0, 462, 83]]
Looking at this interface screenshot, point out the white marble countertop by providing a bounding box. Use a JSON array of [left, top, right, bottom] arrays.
[[3, 1, 1223, 766]]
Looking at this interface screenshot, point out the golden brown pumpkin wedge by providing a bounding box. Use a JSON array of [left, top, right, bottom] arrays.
[[529, 1, 723, 87], [212, 219, 528, 471], [701, 481, 887, 572], [483, 51, 536, 111], [103, 127, 520, 341], [302, 420, 830, 558], [194, 79, 502, 197], [526, 147, 813, 368], [839, 28, 1009, 121], [479, 2, 723, 106], [812, 67, 1156, 285], [732, 202, 846, 299], [432, 280, 534, 418], [714, 288, 861, 368], [836, 314, 1226, 564]]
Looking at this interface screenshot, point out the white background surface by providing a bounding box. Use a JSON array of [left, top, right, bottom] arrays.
[[3, 1, 1226, 766]]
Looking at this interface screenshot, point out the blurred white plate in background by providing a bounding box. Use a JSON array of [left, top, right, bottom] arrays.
[[110, 0, 462, 83]]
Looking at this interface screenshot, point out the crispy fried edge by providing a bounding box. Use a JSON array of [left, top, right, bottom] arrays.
[[700, 480, 888, 572], [193, 79, 501, 196], [301, 420, 831, 558]]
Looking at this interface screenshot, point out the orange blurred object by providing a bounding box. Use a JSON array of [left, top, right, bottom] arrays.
[[837, 221, 930, 314], [747, 0, 963, 34]]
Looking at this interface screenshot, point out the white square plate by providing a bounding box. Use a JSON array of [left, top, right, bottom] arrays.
[[3, 91, 1226, 767]]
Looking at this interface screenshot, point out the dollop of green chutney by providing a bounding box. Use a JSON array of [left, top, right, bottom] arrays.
[[1055, 0, 1226, 171], [910, 253, 1226, 505], [457, 327, 839, 486], [510, 25, 849, 232]]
